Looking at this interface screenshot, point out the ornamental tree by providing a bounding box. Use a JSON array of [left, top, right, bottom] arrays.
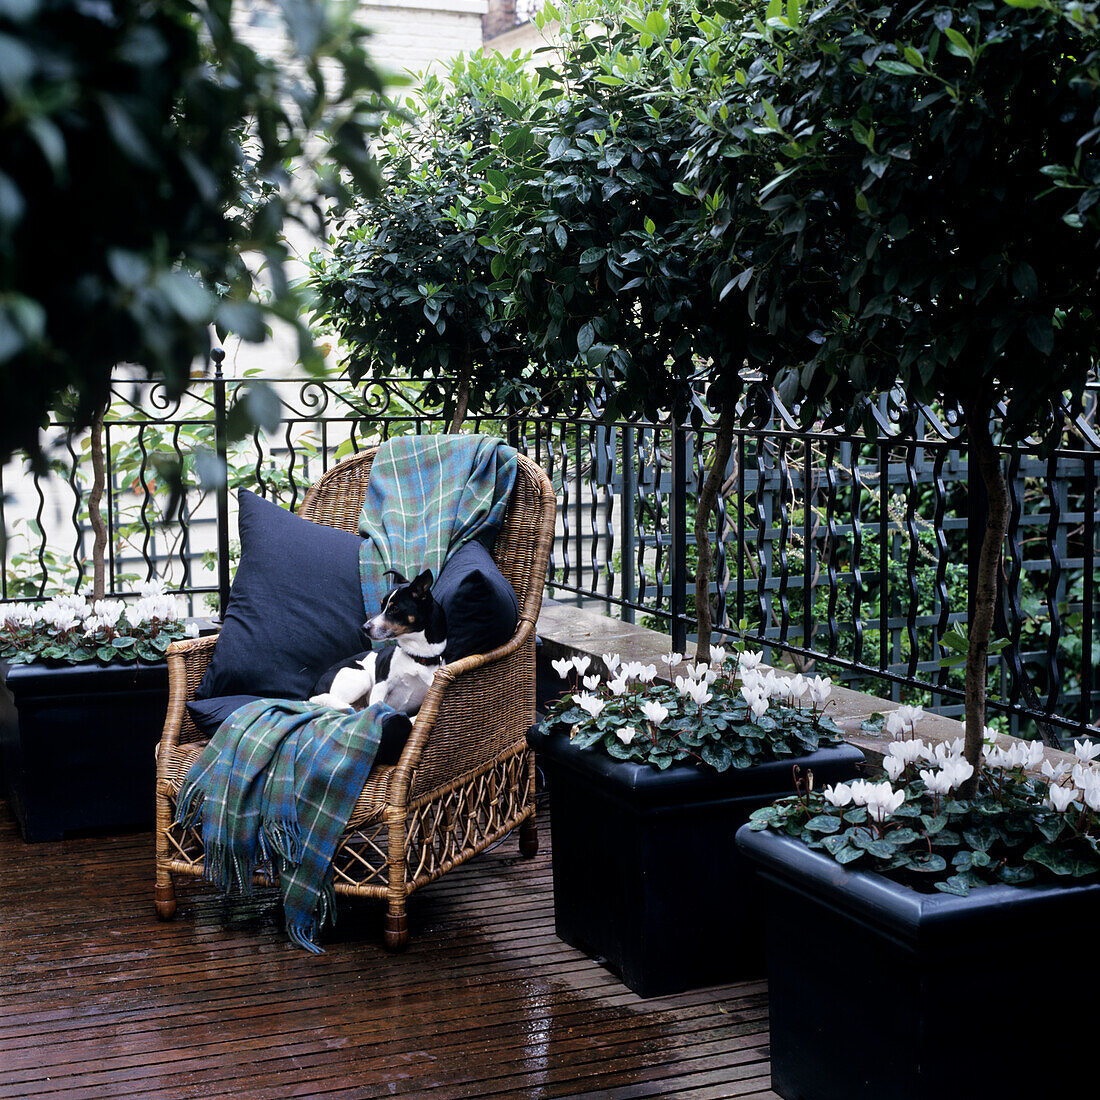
[[0, 0, 389, 467], [692, 0, 1100, 784], [310, 52, 550, 430], [485, 0, 785, 658]]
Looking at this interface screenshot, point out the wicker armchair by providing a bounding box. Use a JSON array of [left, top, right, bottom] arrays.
[[154, 449, 556, 950]]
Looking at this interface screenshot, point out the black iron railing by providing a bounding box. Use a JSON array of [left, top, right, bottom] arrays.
[[1, 362, 1097, 746]]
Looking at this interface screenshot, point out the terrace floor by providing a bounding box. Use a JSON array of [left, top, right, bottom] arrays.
[[0, 794, 778, 1099]]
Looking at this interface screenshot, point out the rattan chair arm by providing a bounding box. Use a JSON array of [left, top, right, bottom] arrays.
[[158, 634, 220, 759], [387, 616, 536, 803]]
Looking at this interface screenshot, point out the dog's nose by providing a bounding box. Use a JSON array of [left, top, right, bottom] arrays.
[[367, 615, 392, 640]]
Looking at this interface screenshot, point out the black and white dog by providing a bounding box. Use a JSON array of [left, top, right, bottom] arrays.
[[309, 569, 446, 716]]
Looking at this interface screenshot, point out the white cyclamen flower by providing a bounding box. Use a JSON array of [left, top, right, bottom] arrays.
[[3, 604, 35, 628], [806, 675, 832, 707], [1048, 784, 1080, 813], [92, 599, 125, 627], [748, 693, 769, 720], [920, 768, 954, 797], [640, 700, 669, 727], [575, 693, 605, 718], [1042, 758, 1071, 783], [941, 757, 974, 789], [865, 784, 906, 823], [607, 676, 629, 697], [571, 655, 591, 676], [886, 739, 926, 766], [660, 652, 684, 668], [616, 725, 638, 746], [636, 663, 658, 685], [882, 756, 907, 782], [601, 652, 622, 676], [822, 783, 852, 807], [582, 675, 601, 692], [788, 674, 808, 702], [1074, 739, 1100, 763], [738, 650, 764, 672], [847, 780, 874, 807], [709, 645, 728, 667], [551, 658, 574, 679], [683, 662, 709, 681], [620, 661, 645, 681], [682, 680, 712, 707], [185, 621, 200, 638], [1072, 763, 1100, 791]]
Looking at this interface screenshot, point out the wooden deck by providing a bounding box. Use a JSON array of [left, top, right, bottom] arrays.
[[0, 795, 777, 1099]]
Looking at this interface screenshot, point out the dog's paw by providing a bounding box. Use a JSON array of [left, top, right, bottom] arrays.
[[309, 693, 354, 711]]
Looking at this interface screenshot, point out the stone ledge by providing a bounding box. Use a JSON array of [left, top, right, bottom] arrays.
[[535, 597, 1079, 775]]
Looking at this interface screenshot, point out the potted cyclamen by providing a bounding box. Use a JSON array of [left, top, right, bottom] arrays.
[[529, 647, 864, 996], [0, 582, 199, 840], [737, 710, 1100, 1099]]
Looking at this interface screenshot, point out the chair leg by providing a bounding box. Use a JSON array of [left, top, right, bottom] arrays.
[[155, 875, 177, 921], [384, 807, 409, 951], [519, 814, 539, 858], [384, 905, 409, 952]]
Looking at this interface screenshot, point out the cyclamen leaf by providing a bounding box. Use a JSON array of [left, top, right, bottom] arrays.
[[834, 845, 864, 865], [1024, 843, 1075, 875], [804, 814, 841, 834], [908, 853, 947, 873], [935, 875, 972, 896]]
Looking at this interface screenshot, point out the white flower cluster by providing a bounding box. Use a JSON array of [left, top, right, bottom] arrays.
[[1044, 739, 1100, 813], [822, 778, 907, 823], [736, 649, 832, 722], [131, 578, 182, 624], [1, 578, 185, 639], [885, 705, 924, 737]]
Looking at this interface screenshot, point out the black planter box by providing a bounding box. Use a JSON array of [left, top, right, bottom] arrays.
[[736, 826, 1100, 1099], [0, 660, 169, 841], [528, 725, 864, 997]]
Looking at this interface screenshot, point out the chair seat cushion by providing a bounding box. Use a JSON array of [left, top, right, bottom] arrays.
[[194, 490, 366, 702]]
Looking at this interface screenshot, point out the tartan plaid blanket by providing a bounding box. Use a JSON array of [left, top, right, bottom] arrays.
[[175, 434, 518, 953], [358, 433, 518, 615]]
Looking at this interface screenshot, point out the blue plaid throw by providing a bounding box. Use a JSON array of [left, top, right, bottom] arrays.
[[175, 435, 518, 953]]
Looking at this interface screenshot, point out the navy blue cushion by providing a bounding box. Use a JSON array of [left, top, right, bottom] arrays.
[[195, 490, 366, 702], [432, 540, 519, 662], [187, 694, 264, 736]]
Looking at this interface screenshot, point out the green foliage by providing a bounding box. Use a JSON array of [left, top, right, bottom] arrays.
[[488, 0, 765, 423], [310, 51, 547, 421], [750, 745, 1100, 894], [540, 653, 844, 772], [0, 0, 391, 466], [691, 0, 1100, 442]]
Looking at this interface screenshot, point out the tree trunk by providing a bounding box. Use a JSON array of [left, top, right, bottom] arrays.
[[694, 402, 735, 662], [960, 408, 1008, 797], [449, 348, 472, 433], [87, 406, 108, 603]]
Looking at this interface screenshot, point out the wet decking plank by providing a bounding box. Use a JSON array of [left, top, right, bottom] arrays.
[[0, 795, 778, 1099]]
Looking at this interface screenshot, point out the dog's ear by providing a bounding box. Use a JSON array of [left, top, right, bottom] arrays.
[[409, 569, 434, 597], [383, 568, 408, 586]]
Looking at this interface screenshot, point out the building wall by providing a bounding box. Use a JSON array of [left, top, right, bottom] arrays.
[[237, 0, 489, 82]]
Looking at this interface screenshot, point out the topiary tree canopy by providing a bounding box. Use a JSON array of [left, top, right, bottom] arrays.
[[0, 0, 389, 466], [692, 0, 1100, 782], [310, 51, 547, 430]]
